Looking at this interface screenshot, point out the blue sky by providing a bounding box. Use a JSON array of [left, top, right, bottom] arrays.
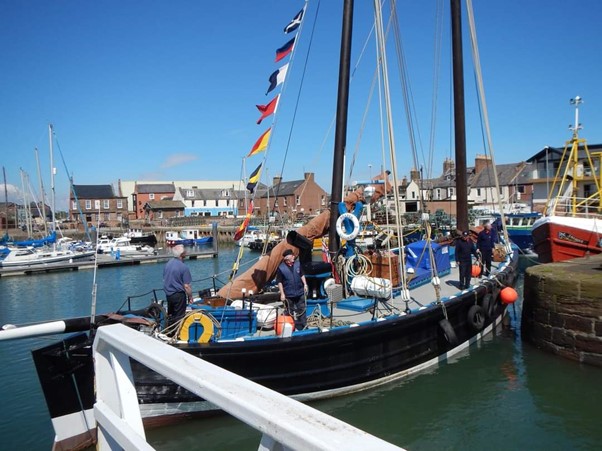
[[1, 0, 601, 210]]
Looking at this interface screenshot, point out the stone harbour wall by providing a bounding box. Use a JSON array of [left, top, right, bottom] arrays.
[[522, 254, 602, 367]]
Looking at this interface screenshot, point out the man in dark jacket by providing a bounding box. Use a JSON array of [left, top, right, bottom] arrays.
[[276, 249, 308, 330], [477, 222, 495, 276], [455, 231, 477, 289]]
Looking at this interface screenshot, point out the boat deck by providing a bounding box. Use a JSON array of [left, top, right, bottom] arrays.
[[182, 258, 507, 342]]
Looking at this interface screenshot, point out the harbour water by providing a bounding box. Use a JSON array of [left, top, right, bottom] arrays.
[[0, 247, 600, 450]]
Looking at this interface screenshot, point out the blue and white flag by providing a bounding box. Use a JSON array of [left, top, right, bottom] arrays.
[[266, 63, 289, 95], [284, 8, 304, 34]]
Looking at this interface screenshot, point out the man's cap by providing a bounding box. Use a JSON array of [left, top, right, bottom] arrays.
[[282, 249, 294, 257]]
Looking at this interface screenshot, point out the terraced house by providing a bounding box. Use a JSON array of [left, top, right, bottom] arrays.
[[173, 187, 244, 217], [70, 184, 128, 226]]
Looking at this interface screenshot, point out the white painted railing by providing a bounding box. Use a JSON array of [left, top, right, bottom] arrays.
[[93, 324, 404, 451]]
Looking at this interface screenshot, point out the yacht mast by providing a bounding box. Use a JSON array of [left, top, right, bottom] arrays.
[[451, 0, 468, 231], [35, 147, 49, 236], [328, 0, 354, 254], [2, 167, 8, 236], [48, 124, 56, 234]]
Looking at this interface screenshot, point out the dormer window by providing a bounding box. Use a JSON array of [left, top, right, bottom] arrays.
[[186, 190, 194, 197]]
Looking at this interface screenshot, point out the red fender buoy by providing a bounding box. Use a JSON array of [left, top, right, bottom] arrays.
[[471, 265, 482, 278], [500, 287, 519, 304], [275, 315, 295, 335]]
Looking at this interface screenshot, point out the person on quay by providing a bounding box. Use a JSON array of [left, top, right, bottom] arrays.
[[163, 244, 193, 325], [276, 248, 308, 330], [477, 221, 496, 276], [455, 230, 477, 290]]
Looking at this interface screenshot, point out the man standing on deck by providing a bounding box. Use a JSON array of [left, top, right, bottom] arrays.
[[455, 231, 477, 289], [477, 221, 495, 276], [277, 249, 308, 330], [163, 244, 193, 325]]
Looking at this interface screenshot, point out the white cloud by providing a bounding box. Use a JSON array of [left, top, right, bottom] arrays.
[[160, 153, 198, 169], [0, 183, 23, 203]]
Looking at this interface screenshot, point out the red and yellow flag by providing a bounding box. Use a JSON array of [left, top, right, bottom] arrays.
[[234, 200, 254, 242], [248, 128, 271, 157]]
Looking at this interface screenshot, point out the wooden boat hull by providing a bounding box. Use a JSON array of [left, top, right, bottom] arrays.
[[30, 251, 518, 448], [532, 216, 602, 263]]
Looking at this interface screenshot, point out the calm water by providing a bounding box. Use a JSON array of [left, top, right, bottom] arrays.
[[0, 249, 600, 450]]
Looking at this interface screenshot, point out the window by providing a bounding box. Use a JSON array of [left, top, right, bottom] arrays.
[[517, 185, 526, 194], [192, 200, 195, 207], [104, 213, 110, 220], [477, 188, 481, 196], [499, 187, 503, 195], [71, 201, 77, 210], [283, 197, 287, 207], [296, 195, 301, 206], [149, 193, 155, 200], [117, 200, 123, 209], [94, 200, 100, 209], [226, 199, 230, 206], [203, 200, 207, 207], [411, 191, 416, 199], [85, 200, 91, 210], [187, 190, 194, 197], [321, 195, 326, 206], [158, 210, 163, 219], [103, 200, 110, 209]]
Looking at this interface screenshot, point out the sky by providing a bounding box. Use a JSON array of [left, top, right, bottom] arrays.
[[1, 0, 601, 211]]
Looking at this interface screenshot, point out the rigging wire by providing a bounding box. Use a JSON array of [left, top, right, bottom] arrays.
[[466, 0, 511, 248], [265, 0, 319, 247]]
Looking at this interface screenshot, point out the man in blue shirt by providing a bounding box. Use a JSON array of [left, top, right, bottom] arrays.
[[163, 244, 193, 325], [276, 249, 308, 330]]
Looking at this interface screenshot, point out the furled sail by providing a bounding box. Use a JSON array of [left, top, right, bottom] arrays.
[[217, 172, 392, 299]]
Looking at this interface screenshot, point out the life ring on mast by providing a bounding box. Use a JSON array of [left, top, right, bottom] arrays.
[[335, 213, 360, 241], [178, 312, 215, 343]]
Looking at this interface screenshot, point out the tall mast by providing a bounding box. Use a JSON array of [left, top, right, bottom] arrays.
[[48, 124, 56, 234], [451, 0, 468, 231], [35, 147, 48, 236], [2, 166, 8, 236], [328, 0, 354, 254]]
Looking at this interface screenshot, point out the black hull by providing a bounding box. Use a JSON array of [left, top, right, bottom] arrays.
[[31, 253, 518, 433], [129, 234, 158, 246]]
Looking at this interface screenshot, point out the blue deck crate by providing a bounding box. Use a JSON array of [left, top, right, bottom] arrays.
[[190, 305, 257, 340]]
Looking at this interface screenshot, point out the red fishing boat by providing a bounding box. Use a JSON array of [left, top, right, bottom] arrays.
[[531, 97, 602, 263]]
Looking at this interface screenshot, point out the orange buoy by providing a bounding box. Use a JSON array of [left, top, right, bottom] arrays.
[[471, 265, 482, 278], [500, 287, 519, 304], [275, 315, 295, 335]]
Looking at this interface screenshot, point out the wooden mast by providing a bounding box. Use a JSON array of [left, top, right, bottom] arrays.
[[451, 0, 468, 231], [328, 0, 354, 254]]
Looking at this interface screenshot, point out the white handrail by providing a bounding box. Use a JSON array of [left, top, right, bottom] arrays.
[[93, 324, 403, 451]]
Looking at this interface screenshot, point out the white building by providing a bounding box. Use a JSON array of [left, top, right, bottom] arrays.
[[118, 179, 243, 215]]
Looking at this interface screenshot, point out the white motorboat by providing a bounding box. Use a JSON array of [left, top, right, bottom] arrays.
[[96, 236, 156, 257], [0, 246, 95, 267]]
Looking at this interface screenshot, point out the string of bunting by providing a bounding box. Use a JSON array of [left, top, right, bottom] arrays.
[[233, 4, 306, 253]]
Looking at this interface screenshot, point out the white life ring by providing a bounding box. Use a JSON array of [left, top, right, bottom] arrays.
[[336, 213, 360, 241]]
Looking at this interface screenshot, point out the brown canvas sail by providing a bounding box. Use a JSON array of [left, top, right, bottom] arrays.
[[217, 172, 392, 299]]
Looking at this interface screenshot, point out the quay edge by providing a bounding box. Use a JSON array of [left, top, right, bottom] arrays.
[[522, 254, 602, 367]]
